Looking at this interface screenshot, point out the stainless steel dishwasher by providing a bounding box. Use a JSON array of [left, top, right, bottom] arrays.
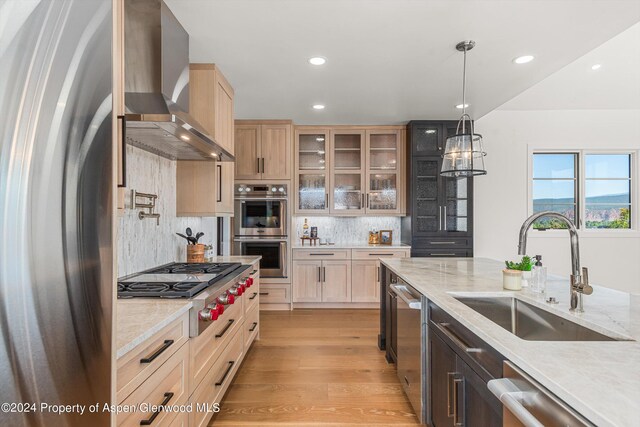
[[488, 361, 595, 427], [391, 280, 425, 424]]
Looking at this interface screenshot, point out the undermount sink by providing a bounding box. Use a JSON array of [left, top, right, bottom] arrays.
[[453, 296, 626, 341]]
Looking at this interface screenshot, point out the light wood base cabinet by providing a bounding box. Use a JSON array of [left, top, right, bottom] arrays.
[[351, 260, 380, 303], [190, 327, 244, 427], [292, 248, 408, 306], [117, 343, 189, 427]]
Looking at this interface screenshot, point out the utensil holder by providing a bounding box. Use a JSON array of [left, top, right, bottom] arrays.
[[187, 244, 205, 263]]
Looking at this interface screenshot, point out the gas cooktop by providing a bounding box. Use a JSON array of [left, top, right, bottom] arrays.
[[118, 262, 242, 298]]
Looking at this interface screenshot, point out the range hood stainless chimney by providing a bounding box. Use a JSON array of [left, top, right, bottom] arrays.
[[124, 0, 233, 161]]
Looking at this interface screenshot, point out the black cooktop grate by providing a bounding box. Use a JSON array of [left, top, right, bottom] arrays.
[[117, 262, 243, 298]]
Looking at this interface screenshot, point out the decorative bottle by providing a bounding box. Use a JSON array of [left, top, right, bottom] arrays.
[[303, 218, 309, 238]]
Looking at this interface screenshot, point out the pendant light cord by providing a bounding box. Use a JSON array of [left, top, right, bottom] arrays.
[[462, 46, 467, 134]]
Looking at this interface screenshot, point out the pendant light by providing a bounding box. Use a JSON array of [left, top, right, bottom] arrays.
[[441, 40, 487, 177]]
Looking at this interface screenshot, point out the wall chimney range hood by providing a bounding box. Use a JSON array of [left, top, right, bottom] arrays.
[[124, 0, 233, 161]]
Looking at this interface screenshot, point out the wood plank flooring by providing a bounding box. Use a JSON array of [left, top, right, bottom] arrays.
[[209, 309, 420, 426]]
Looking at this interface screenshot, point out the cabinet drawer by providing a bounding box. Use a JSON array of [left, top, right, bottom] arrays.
[[413, 237, 472, 249], [245, 280, 260, 314], [411, 249, 472, 258], [244, 303, 260, 350], [429, 302, 503, 380], [293, 248, 351, 260], [190, 327, 244, 427], [117, 313, 189, 403], [351, 248, 410, 260], [117, 342, 189, 426], [189, 299, 243, 394], [259, 284, 290, 304]]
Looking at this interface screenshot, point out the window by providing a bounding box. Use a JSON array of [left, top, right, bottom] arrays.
[[531, 152, 633, 230], [585, 154, 631, 229], [532, 153, 577, 229]]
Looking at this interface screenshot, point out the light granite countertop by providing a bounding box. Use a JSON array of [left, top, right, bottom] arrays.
[[116, 299, 192, 359], [381, 257, 640, 427], [292, 242, 411, 249], [116, 256, 261, 359]]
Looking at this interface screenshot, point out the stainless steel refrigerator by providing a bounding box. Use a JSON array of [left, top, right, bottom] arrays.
[[0, 0, 113, 425]]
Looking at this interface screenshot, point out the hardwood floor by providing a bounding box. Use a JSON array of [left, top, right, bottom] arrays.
[[210, 309, 420, 426]]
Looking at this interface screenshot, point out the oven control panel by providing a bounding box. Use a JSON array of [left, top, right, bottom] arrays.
[[236, 183, 287, 197]]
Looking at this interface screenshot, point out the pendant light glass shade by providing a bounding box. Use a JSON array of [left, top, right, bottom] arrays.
[[441, 40, 487, 177], [441, 114, 487, 177]]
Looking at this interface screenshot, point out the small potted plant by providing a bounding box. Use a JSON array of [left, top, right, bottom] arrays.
[[503, 256, 532, 290]]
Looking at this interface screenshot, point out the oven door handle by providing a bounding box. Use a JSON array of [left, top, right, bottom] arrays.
[[233, 238, 289, 243], [280, 240, 288, 278]]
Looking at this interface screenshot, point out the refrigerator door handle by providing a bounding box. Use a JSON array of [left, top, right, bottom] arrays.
[[117, 115, 127, 187]]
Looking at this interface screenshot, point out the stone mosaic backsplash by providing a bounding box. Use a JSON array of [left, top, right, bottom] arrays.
[[293, 216, 401, 245], [117, 146, 216, 277]]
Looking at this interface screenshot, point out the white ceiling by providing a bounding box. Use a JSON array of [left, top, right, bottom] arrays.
[[165, 0, 640, 124], [499, 23, 640, 111]]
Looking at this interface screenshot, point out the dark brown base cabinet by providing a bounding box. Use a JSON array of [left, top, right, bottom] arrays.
[[428, 302, 503, 427], [402, 121, 474, 257]]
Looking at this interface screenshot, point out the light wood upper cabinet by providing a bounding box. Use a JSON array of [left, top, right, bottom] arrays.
[[234, 124, 261, 179], [234, 121, 292, 180], [295, 128, 331, 215], [189, 64, 234, 155], [294, 126, 406, 216], [175, 64, 235, 217]]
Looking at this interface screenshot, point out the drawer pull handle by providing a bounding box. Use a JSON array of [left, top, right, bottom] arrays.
[[249, 292, 258, 300], [249, 322, 258, 332], [435, 322, 482, 353], [430, 241, 456, 245], [369, 253, 393, 256], [215, 319, 235, 338], [139, 340, 174, 364], [430, 253, 457, 256], [215, 361, 235, 386], [310, 253, 333, 256], [259, 292, 269, 296], [139, 392, 173, 425]]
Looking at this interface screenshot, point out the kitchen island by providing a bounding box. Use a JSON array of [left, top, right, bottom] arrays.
[[381, 257, 640, 427]]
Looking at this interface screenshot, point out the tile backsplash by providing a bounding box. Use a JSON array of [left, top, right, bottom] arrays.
[[117, 146, 217, 277], [293, 216, 401, 244]]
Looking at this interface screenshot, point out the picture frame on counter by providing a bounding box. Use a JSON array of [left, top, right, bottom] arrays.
[[379, 230, 393, 245]]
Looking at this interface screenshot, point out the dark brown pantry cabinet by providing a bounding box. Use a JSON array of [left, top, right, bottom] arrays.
[[402, 121, 474, 257]]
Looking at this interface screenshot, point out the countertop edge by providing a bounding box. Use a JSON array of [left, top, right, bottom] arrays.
[[116, 301, 193, 360]]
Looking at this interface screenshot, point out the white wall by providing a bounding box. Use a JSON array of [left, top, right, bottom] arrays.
[[474, 109, 640, 294], [117, 146, 217, 277]]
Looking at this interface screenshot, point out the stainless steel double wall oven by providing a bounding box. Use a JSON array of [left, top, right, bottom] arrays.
[[233, 184, 288, 279]]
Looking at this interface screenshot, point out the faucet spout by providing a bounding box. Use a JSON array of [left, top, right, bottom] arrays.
[[517, 211, 592, 312]]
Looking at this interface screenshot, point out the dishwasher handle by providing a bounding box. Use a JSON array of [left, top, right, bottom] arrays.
[[488, 378, 545, 427], [488, 361, 594, 427], [390, 284, 422, 310]]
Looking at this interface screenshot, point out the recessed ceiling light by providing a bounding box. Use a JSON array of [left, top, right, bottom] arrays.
[[456, 104, 469, 109], [181, 135, 190, 141], [210, 152, 217, 157], [591, 64, 602, 70], [513, 55, 535, 64], [309, 57, 326, 66], [313, 104, 325, 110]]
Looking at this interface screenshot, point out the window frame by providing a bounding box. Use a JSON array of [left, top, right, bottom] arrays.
[[528, 148, 638, 236]]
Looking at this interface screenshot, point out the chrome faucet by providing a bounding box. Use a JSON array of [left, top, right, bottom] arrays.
[[517, 211, 593, 312]]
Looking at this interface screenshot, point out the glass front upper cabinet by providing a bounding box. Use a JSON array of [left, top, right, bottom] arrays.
[[296, 130, 330, 213], [366, 130, 401, 213], [331, 131, 365, 213]]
